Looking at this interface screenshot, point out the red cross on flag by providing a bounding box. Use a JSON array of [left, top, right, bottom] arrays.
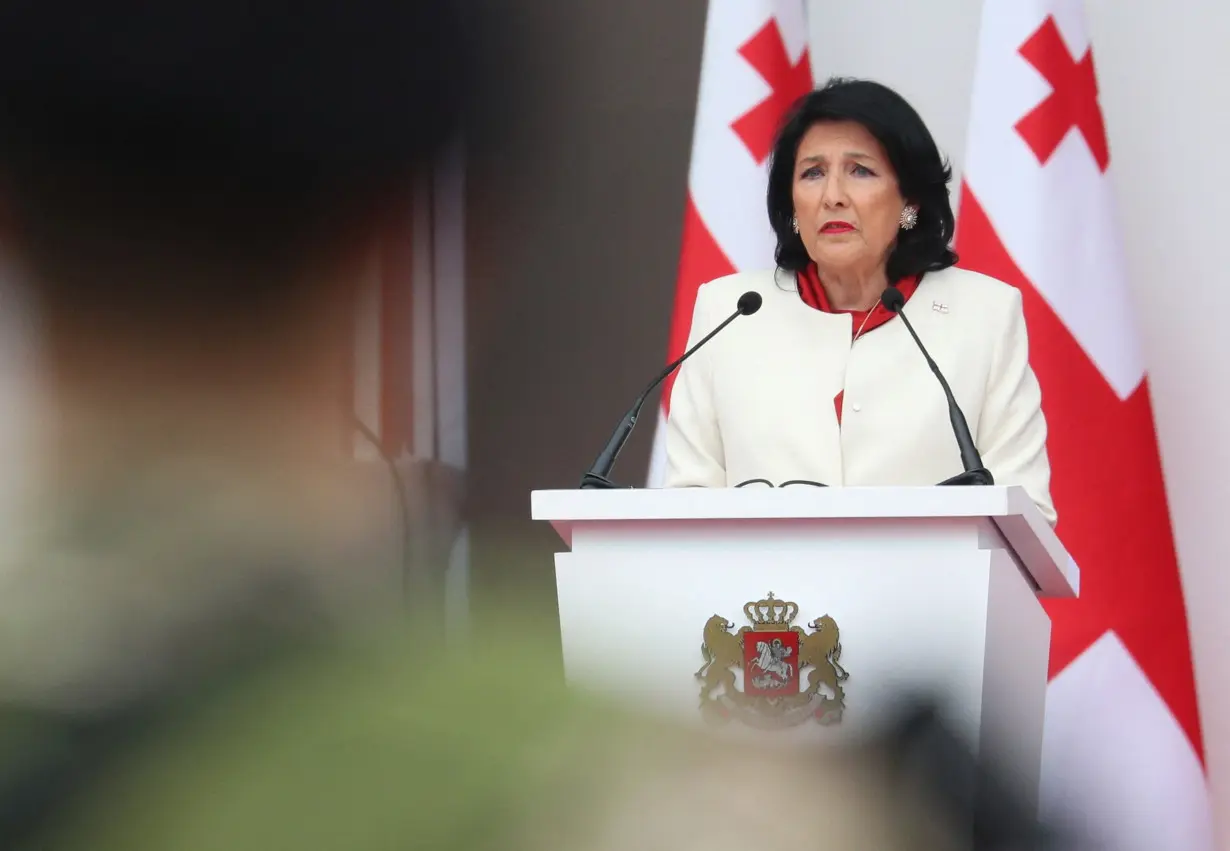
[[957, 2, 1212, 847], [646, 0, 812, 487]]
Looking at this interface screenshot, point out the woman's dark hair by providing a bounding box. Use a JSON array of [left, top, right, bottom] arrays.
[[766, 77, 958, 283]]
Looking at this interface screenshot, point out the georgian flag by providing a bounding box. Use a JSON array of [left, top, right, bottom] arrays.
[[957, 2, 1212, 847], [646, 0, 813, 487]]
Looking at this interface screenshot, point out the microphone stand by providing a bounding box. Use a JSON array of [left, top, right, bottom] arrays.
[[882, 287, 994, 487], [579, 292, 762, 489]]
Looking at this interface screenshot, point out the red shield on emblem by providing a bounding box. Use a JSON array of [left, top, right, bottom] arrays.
[[742, 630, 800, 696]]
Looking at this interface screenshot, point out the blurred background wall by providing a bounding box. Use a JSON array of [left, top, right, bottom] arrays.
[[462, 0, 709, 614]]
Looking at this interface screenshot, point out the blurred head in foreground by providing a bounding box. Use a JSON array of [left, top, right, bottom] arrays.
[[0, 4, 1071, 849], [0, 0, 483, 715], [0, 1, 479, 512]]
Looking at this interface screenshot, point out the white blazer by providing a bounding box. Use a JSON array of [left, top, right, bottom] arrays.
[[662, 265, 1057, 525]]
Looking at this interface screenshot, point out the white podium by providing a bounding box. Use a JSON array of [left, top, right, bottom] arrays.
[[531, 485, 1077, 813]]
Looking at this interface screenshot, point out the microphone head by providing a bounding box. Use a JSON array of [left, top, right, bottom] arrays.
[[880, 286, 905, 313], [737, 291, 763, 315]]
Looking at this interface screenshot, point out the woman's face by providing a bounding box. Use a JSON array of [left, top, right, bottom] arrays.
[[790, 120, 909, 279]]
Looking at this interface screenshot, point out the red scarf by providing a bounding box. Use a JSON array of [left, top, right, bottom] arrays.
[[796, 263, 920, 335], [795, 263, 920, 425]]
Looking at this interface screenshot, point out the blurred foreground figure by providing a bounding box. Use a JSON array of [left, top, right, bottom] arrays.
[[0, 3, 1073, 849]]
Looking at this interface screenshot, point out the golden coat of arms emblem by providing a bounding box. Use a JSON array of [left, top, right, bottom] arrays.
[[695, 592, 848, 729]]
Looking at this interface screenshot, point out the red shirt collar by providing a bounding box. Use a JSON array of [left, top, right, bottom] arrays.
[[796, 263, 920, 337]]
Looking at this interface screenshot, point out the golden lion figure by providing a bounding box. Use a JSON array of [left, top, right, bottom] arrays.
[[695, 614, 744, 703], [794, 615, 849, 720]]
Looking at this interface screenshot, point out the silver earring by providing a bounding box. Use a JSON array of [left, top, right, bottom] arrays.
[[791, 215, 799, 234], [899, 206, 918, 231]]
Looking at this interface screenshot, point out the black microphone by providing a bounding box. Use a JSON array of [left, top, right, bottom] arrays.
[[880, 286, 994, 486], [579, 290, 763, 489]]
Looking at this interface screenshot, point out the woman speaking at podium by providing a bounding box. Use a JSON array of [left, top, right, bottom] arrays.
[[661, 78, 1056, 525]]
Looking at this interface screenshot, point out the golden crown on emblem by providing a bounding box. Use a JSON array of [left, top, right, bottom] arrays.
[[743, 592, 799, 631]]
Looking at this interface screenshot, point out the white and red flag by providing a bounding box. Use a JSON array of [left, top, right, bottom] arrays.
[[646, 0, 813, 487], [957, 2, 1211, 847]]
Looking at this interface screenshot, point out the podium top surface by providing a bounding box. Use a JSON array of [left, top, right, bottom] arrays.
[[531, 485, 1078, 598]]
